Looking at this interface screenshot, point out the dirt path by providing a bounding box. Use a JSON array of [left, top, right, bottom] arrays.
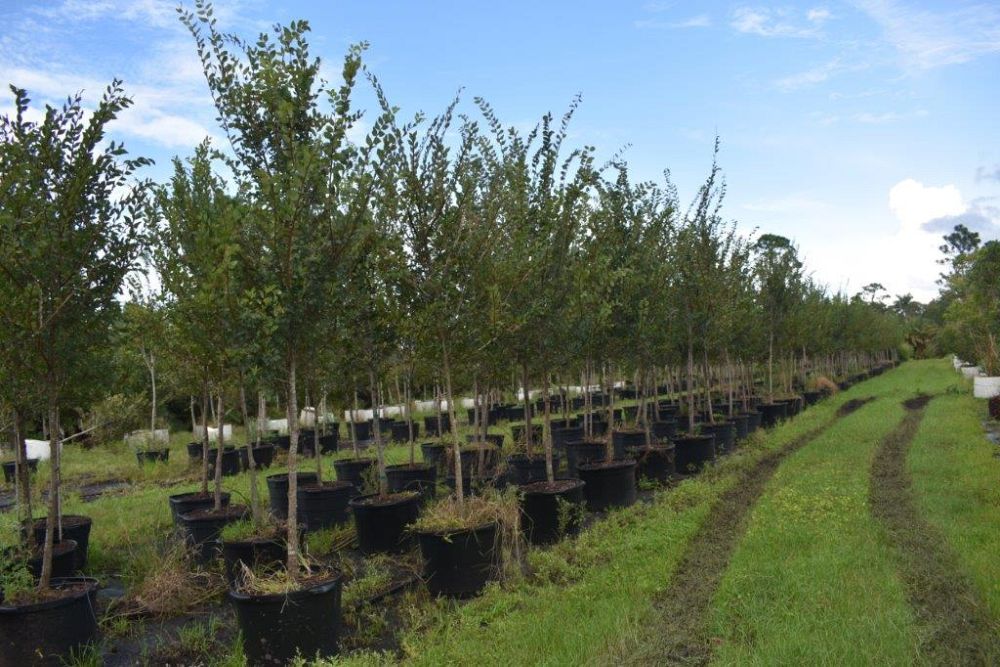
[[870, 395, 1000, 665], [614, 396, 876, 665]]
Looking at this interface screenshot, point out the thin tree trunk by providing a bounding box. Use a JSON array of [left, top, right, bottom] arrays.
[[239, 381, 260, 526], [13, 410, 33, 547], [522, 362, 533, 457], [371, 369, 388, 496], [39, 400, 60, 590], [286, 354, 301, 577], [214, 392, 224, 511], [687, 334, 696, 433], [201, 379, 210, 495], [543, 369, 555, 483], [442, 339, 463, 503]]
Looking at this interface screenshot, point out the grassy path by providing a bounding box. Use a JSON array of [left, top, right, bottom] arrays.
[[870, 394, 1000, 664]]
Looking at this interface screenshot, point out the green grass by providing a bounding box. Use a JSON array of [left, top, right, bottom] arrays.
[[908, 372, 1000, 619], [707, 360, 973, 666]]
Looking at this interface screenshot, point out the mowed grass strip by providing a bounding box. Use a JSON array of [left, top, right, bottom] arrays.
[[907, 368, 1000, 632], [326, 382, 869, 666], [707, 360, 958, 666]]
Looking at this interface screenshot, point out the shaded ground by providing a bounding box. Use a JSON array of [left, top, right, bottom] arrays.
[[619, 396, 876, 665], [870, 395, 1000, 665]]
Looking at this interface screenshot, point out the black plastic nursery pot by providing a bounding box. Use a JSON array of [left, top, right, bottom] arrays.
[[611, 429, 647, 460], [332, 458, 376, 497], [729, 414, 750, 440], [385, 463, 438, 504], [344, 421, 372, 442], [296, 432, 317, 458], [551, 426, 584, 451], [179, 505, 248, 563], [220, 538, 286, 587], [25, 540, 79, 581], [423, 413, 451, 437], [349, 492, 421, 555], [319, 432, 339, 454], [672, 434, 716, 474], [186, 441, 203, 461], [701, 422, 735, 454], [757, 402, 788, 428], [566, 440, 609, 476], [207, 448, 241, 477], [784, 396, 804, 417], [651, 420, 678, 442], [628, 444, 675, 484], [519, 478, 586, 545], [506, 454, 561, 485], [297, 481, 354, 531], [420, 442, 447, 472], [390, 421, 418, 443], [266, 472, 318, 520], [577, 460, 638, 511], [24, 515, 93, 570], [803, 390, 823, 406], [743, 411, 762, 434], [169, 491, 230, 527], [270, 434, 291, 450], [462, 444, 502, 476], [0, 577, 99, 666], [248, 444, 275, 469], [445, 474, 503, 498], [418, 522, 498, 598], [230, 573, 343, 667], [465, 433, 505, 450], [135, 448, 169, 465], [2, 458, 38, 484]]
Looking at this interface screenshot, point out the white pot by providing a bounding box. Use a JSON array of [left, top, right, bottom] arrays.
[[961, 365, 982, 379], [973, 376, 1000, 399], [953, 356, 964, 370]]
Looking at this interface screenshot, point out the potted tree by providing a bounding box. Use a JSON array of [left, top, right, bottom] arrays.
[[0, 80, 150, 662]]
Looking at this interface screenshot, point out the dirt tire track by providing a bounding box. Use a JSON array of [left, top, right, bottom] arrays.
[[615, 396, 876, 666], [870, 395, 1000, 665]]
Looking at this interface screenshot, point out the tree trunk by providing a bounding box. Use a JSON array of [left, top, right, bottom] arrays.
[[768, 329, 775, 403], [214, 392, 224, 511], [148, 351, 157, 436], [703, 349, 714, 424], [522, 362, 533, 457], [370, 369, 388, 496], [686, 334, 696, 433], [39, 400, 60, 590], [13, 410, 33, 547], [441, 339, 463, 503], [286, 354, 301, 577], [201, 379, 210, 495], [350, 389, 360, 457], [240, 381, 261, 526], [543, 370, 555, 483]]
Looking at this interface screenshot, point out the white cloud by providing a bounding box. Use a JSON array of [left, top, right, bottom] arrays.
[[889, 179, 964, 233], [635, 14, 711, 29], [854, 109, 927, 124], [730, 7, 820, 38], [774, 59, 842, 91], [853, 0, 1000, 69], [807, 8, 832, 24]]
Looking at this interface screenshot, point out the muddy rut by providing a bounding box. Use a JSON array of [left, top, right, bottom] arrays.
[[870, 395, 1000, 665], [613, 396, 876, 665]]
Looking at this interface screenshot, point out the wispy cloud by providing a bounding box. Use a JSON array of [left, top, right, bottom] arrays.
[[807, 8, 833, 24], [854, 109, 927, 124], [976, 164, 1000, 183], [730, 6, 823, 38], [774, 58, 843, 91], [853, 0, 1000, 69], [635, 14, 712, 29]]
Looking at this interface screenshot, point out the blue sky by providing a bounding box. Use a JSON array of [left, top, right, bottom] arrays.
[[2, 0, 998, 302]]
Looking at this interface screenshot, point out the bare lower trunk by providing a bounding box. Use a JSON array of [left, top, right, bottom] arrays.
[[350, 389, 360, 457], [522, 362, 533, 457], [767, 330, 775, 404], [442, 339, 463, 503], [687, 336, 696, 433], [240, 382, 260, 526], [703, 349, 714, 424], [200, 379, 210, 496], [39, 400, 59, 590], [286, 354, 301, 577], [543, 370, 554, 483], [405, 375, 414, 464], [13, 410, 33, 546], [371, 370, 388, 496], [214, 392, 224, 511]]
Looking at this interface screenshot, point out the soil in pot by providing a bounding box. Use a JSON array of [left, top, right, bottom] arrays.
[[701, 422, 735, 454], [266, 472, 318, 520], [169, 492, 231, 527], [297, 481, 354, 531], [2, 458, 38, 484], [0, 577, 99, 666], [628, 444, 675, 484], [179, 505, 247, 563], [506, 454, 562, 485], [24, 515, 92, 570], [566, 440, 609, 476], [332, 458, 376, 497], [385, 464, 437, 504], [577, 460, 638, 511], [418, 522, 498, 598], [757, 402, 788, 428], [612, 430, 647, 460], [519, 478, 586, 545], [672, 434, 716, 474], [349, 492, 421, 555], [135, 449, 169, 465], [230, 572, 343, 667], [220, 538, 286, 587]]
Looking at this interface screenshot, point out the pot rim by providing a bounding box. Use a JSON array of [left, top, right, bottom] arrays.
[[0, 576, 97, 613], [227, 571, 343, 603]]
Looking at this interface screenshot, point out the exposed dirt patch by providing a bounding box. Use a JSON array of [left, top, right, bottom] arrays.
[[837, 396, 876, 417], [613, 403, 869, 665], [870, 395, 1000, 665]]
